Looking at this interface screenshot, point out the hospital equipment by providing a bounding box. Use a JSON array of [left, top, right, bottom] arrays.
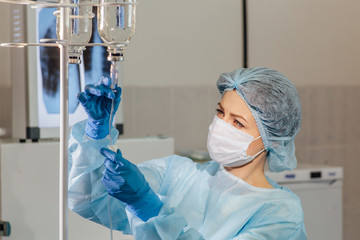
[[53, 0, 94, 64], [0, 1, 137, 239], [97, 0, 135, 93], [217, 67, 302, 172], [266, 164, 343, 240]]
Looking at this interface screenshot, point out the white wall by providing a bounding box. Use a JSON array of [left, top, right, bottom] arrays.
[[0, 4, 11, 87], [0, 4, 12, 138], [0, 0, 243, 89], [248, 0, 360, 86], [123, 0, 243, 87], [1, 1, 360, 88]]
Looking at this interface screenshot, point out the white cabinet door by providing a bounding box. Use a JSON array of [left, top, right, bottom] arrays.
[[0, 137, 173, 239]]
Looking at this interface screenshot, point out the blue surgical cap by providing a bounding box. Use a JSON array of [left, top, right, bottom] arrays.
[[217, 67, 301, 172]]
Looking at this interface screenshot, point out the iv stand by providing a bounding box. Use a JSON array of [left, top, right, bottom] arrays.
[[0, 1, 137, 239], [58, 2, 70, 240], [0, 1, 73, 238]]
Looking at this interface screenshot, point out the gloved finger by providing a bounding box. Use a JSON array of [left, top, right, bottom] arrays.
[[102, 172, 111, 184], [85, 84, 115, 99], [100, 147, 131, 167], [116, 149, 123, 156], [114, 87, 122, 98], [113, 87, 122, 104], [99, 76, 111, 87], [104, 158, 122, 173], [102, 171, 124, 188], [100, 147, 117, 161], [101, 175, 117, 192], [114, 149, 131, 167], [102, 169, 118, 183], [77, 92, 91, 105], [77, 92, 97, 114]]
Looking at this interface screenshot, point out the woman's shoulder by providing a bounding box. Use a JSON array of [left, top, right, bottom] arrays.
[[266, 176, 302, 200], [261, 181, 305, 222]]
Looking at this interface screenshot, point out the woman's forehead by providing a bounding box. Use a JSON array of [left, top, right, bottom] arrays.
[[221, 91, 251, 116]]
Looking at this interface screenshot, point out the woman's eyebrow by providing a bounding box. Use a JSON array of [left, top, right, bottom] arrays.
[[218, 103, 248, 123], [231, 113, 248, 123]]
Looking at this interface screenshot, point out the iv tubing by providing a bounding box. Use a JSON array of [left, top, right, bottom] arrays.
[[107, 195, 114, 240], [107, 59, 123, 239], [106, 59, 121, 240], [107, 98, 116, 240]]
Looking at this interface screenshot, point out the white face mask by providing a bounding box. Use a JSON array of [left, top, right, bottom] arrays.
[[207, 116, 265, 167]]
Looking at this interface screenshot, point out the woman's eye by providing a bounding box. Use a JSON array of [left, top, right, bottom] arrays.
[[234, 120, 244, 128], [216, 109, 224, 116]]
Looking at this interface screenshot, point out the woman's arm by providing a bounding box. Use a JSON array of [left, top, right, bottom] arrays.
[[68, 120, 132, 231], [125, 157, 209, 240], [126, 206, 206, 240], [68, 120, 174, 233]]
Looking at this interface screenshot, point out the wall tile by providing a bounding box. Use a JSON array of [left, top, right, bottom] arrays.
[[294, 145, 311, 165], [0, 87, 11, 138], [307, 86, 349, 146], [296, 86, 359, 147], [121, 87, 135, 138], [343, 145, 360, 206], [172, 86, 210, 152], [206, 86, 222, 123], [344, 87, 360, 144], [295, 87, 311, 147], [297, 86, 360, 137], [343, 204, 360, 240], [328, 87, 347, 144], [337, 144, 360, 240], [132, 87, 173, 137], [304, 145, 346, 166], [308, 87, 331, 145], [307, 86, 323, 145]]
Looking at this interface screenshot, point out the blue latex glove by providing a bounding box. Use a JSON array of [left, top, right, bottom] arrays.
[[77, 77, 121, 139], [100, 148, 163, 222]]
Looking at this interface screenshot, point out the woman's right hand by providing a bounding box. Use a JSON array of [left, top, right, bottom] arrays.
[[101, 147, 163, 222], [77, 77, 122, 139]]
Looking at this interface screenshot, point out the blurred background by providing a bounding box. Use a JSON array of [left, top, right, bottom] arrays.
[[0, 0, 359, 239]]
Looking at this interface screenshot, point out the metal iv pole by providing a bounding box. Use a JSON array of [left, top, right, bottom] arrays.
[[59, 2, 70, 239]]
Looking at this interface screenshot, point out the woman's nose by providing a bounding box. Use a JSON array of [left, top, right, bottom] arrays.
[[221, 114, 232, 125]]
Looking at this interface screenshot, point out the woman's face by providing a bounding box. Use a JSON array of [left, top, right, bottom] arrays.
[[216, 90, 264, 156]]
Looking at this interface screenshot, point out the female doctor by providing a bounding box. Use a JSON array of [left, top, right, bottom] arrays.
[[68, 67, 307, 239]]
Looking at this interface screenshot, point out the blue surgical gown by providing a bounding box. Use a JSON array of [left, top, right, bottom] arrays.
[[68, 121, 307, 240]]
